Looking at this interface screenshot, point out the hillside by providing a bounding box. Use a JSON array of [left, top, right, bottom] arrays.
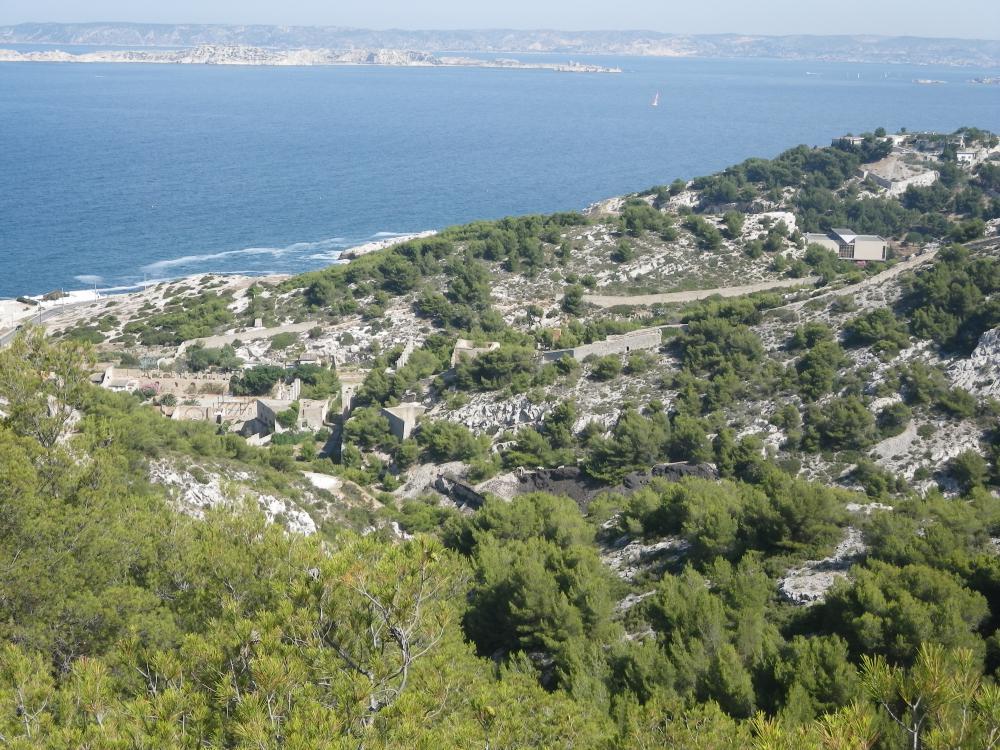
[[4, 22, 1000, 66], [2, 126, 1000, 746]]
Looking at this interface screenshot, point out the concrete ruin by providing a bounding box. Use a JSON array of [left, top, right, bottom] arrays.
[[172, 396, 274, 435], [804, 228, 888, 262], [451, 339, 501, 367], [858, 156, 938, 197], [381, 402, 427, 441], [100, 366, 229, 396], [296, 399, 330, 432], [388, 339, 418, 373], [338, 370, 368, 418], [101, 367, 326, 439]]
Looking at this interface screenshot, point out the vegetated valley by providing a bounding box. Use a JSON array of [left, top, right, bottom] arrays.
[[3, 127, 1000, 747]]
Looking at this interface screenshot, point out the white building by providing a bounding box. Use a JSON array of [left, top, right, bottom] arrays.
[[835, 135, 866, 147], [804, 229, 888, 262], [957, 147, 988, 166]]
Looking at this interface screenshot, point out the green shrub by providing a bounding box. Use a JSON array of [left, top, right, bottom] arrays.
[[683, 215, 724, 250], [876, 402, 912, 438], [590, 355, 623, 382], [276, 403, 300, 430], [803, 397, 876, 452], [230, 366, 284, 396], [625, 351, 655, 375], [844, 309, 910, 357], [562, 284, 585, 315], [416, 421, 489, 463], [269, 332, 299, 351], [186, 343, 242, 372], [454, 346, 538, 392]]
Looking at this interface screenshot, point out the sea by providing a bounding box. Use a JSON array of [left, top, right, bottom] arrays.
[[1, 47, 998, 297]]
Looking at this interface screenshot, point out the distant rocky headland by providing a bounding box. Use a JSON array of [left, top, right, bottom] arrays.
[[0, 44, 622, 72], [3, 22, 1000, 67]]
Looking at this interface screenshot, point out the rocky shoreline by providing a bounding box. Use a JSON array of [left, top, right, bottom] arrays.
[[0, 232, 436, 342]]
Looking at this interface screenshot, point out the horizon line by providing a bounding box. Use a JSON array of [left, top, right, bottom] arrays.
[[2, 21, 999, 44]]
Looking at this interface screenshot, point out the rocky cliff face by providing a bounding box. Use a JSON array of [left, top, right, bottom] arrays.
[[950, 327, 1000, 399]]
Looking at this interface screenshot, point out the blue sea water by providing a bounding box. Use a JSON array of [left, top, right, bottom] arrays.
[[0, 53, 998, 297]]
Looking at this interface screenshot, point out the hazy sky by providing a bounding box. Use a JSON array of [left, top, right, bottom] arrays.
[[2, 0, 999, 40]]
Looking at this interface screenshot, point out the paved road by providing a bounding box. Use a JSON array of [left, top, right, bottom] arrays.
[[0, 301, 95, 347], [582, 276, 822, 308]]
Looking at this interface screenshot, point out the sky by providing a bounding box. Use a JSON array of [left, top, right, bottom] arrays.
[[2, 0, 999, 40]]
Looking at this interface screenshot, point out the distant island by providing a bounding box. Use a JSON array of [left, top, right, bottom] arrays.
[[0, 45, 622, 72], [3, 22, 1000, 66]]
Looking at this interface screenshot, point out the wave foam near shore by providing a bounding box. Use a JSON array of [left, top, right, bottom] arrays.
[[140, 231, 429, 273]]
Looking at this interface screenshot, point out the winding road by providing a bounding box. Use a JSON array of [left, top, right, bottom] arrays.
[[0, 301, 96, 348]]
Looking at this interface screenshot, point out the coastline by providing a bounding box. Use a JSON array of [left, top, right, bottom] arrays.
[[0, 46, 624, 73], [339, 230, 437, 260], [0, 230, 439, 338]]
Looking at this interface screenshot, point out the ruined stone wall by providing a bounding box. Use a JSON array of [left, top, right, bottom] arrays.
[[102, 366, 230, 396], [540, 327, 663, 362], [394, 339, 417, 371], [274, 377, 301, 402], [339, 375, 365, 417]]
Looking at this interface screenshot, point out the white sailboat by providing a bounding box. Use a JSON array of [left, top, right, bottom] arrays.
[[651, 91, 661, 107]]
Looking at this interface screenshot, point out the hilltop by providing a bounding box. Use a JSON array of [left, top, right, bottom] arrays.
[[2, 126, 1000, 746]]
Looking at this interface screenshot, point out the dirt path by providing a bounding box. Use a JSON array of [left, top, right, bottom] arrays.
[[786, 247, 939, 310], [582, 276, 821, 308], [581, 247, 942, 311]]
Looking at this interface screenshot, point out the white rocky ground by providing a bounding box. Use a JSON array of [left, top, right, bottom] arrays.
[[396, 460, 468, 500], [427, 393, 547, 435], [874, 418, 984, 483], [949, 327, 1000, 399], [600, 535, 691, 582], [148, 458, 327, 535], [778, 526, 866, 605], [476, 471, 524, 501]]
